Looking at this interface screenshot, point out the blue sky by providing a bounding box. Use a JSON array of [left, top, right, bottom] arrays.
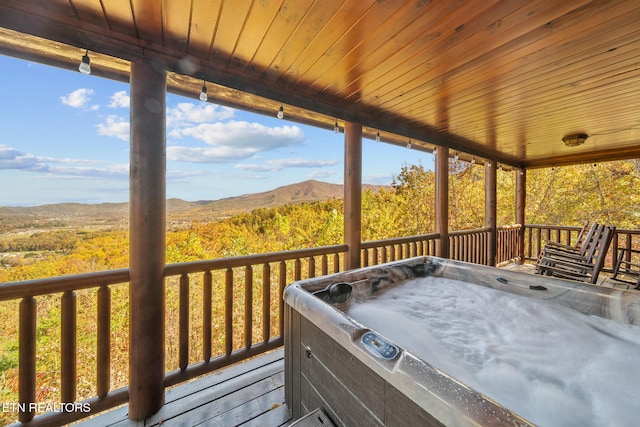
[[0, 54, 434, 206]]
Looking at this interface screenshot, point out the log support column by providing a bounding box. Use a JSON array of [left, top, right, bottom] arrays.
[[344, 122, 362, 270], [435, 147, 449, 258], [128, 58, 166, 420], [516, 168, 526, 264], [485, 161, 497, 266]]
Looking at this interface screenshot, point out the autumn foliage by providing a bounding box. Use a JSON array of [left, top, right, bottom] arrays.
[[0, 160, 639, 422]]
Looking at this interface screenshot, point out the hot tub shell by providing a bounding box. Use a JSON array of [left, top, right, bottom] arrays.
[[283, 256, 640, 427]]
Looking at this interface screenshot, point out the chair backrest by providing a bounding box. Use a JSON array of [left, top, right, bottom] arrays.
[[574, 221, 592, 249], [586, 225, 616, 284], [577, 222, 602, 258]]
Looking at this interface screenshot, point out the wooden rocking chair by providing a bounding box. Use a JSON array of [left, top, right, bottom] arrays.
[[611, 247, 640, 290], [535, 221, 599, 274], [536, 224, 615, 284], [539, 221, 594, 254]]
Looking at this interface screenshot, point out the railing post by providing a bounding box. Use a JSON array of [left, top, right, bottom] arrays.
[[516, 169, 526, 264], [435, 146, 449, 258], [344, 121, 362, 269], [129, 57, 166, 420], [485, 161, 497, 266]]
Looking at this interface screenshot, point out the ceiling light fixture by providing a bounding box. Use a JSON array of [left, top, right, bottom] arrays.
[[407, 140, 412, 149], [334, 119, 339, 133], [277, 104, 284, 119], [375, 131, 380, 142], [79, 50, 91, 75], [453, 152, 459, 161], [562, 133, 588, 147], [199, 80, 208, 102], [471, 157, 476, 164]]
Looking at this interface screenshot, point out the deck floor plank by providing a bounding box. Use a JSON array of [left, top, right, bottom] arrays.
[[75, 349, 290, 427]]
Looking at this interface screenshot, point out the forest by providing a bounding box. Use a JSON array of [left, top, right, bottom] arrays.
[[0, 159, 639, 421], [2, 159, 639, 283]]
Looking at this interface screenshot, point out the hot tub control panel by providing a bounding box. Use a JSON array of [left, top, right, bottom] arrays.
[[361, 331, 400, 360]]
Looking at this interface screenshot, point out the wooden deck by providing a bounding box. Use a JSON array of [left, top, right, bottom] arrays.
[[75, 349, 291, 427], [501, 262, 639, 290]]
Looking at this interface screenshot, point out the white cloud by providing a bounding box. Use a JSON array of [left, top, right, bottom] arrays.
[[97, 115, 130, 141], [0, 145, 128, 180], [167, 145, 258, 163], [236, 158, 339, 172], [108, 90, 129, 108], [167, 103, 234, 128], [176, 121, 304, 149], [60, 88, 96, 109], [365, 172, 395, 185], [46, 164, 129, 180], [168, 121, 305, 163], [0, 146, 48, 171]]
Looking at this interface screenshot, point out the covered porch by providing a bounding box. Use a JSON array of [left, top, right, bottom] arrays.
[[1, 1, 640, 426]]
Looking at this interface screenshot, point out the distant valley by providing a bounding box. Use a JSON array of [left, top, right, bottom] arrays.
[[0, 180, 387, 233]]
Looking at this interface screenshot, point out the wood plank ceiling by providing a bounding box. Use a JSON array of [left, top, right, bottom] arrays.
[[0, 0, 639, 168]]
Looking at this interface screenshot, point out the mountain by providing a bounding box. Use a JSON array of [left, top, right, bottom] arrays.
[[170, 180, 386, 221], [0, 180, 389, 231]]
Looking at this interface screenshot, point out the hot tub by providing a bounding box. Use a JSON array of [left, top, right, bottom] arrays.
[[283, 256, 640, 427]]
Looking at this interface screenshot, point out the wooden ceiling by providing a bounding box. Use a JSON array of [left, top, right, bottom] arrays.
[[1, 0, 639, 168]]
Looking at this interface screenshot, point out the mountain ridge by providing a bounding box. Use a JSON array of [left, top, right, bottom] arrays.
[[0, 180, 389, 230]]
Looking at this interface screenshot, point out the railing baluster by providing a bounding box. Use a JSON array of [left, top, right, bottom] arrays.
[[333, 253, 340, 273], [19, 296, 36, 423], [279, 261, 286, 337], [203, 271, 212, 362], [97, 285, 111, 397], [179, 273, 189, 371], [263, 263, 271, 343], [308, 256, 316, 278], [321, 254, 328, 275], [61, 290, 77, 403], [294, 258, 301, 281], [225, 268, 233, 356], [244, 266, 253, 350]]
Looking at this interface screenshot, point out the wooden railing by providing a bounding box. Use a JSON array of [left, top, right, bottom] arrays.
[[361, 226, 522, 268], [449, 228, 489, 264], [0, 245, 348, 426], [161, 245, 348, 389], [0, 270, 131, 426], [497, 225, 522, 266], [8, 222, 637, 426], [361, 233, 439, 266]]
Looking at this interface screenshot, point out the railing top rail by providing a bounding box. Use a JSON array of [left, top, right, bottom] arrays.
[[0, 268, 130, 302], [524, 224, 588, 231], [360, 233, 440, 249], [449, 227, 490, 237], [163, 244, 349, 276], [497, 224, 522, 230], [525, 224, 640, 235]]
